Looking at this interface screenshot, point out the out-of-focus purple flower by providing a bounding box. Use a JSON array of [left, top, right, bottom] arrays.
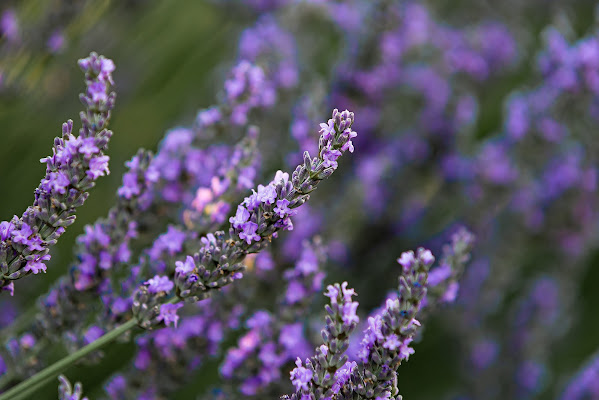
[[1, 9, 18, 42], [158, 303, 184, 328], [471, 339, 499, 369], [562, 352, 599, 400], [145, 275, 174, 294], [47, 30, 66, 53]]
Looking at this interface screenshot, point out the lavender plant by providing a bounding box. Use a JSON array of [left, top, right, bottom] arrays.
[[284, 248, 434, 400], [0, 52, 115, 296], [0, 107, 357, 400], [132, 107, 357, 329], [2, 1, 599, 399]]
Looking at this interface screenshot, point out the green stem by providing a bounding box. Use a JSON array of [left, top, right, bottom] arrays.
[[0, 318, 137, 400], [5, 374, 55, 400]]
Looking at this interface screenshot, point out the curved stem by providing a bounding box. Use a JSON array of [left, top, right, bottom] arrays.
[[0, 318, 137, 400]]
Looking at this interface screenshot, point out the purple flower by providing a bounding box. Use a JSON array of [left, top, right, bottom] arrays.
[[243, 191, 261, 211], [58, 375, 88, 400], [471, 339, 499, 369], [398, 338, 416, 360], [118, 172, 141, 199], [84, 326, 104, 344], [274, 199, 293, 218], [44, 171, 70, 195], [19, 333, 35, 348], [196, 107, 221, 126], [79, 138, 99, 158], [105, 375, 126, 398], [383, 334, 402, 351], [279, 323, 308, 355], [0, 9, 18, 42], [332, 361, 357, 394], [145, 275, 174, 293], [99, 58, 115, 84], [11, 223, 33, 246], [442, 281, 459, 302], [47, 30, 65, 53], [341, 301, 359, 325], [239, 221, 260, 244], [319, 120, 336, 140], [1, 282, 14, 296], [158, 303, 184, 328], [0, 220, 14, 241], [324, 285, 340, 304], [397, 251, 416, 270], [175, 256, 196, 276], [321, 148, 342, 168], [88, 81, 108, 103], [256, 184, 277, 204], [229, 205, 250, 229], [285, 280, 306, 304], [290, 358, 313, 391], [87, 155, 110, 179], [418, 248, 435, 266], [340, 282, 356, 301], [246, 311, 272, 329], [428, 263, 452, 286]]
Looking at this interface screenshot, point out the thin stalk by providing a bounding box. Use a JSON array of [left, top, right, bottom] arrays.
[[0, 318, 137, 400], [5, 374, 55, 400]]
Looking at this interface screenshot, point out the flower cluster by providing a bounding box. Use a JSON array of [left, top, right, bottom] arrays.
[[350, 249, 433, 398], [238, 16, 298, 90], [424, 227, 476, 309], [216, 239, 325, 397], [0, 52, 115, 295], [0, 54, 286, 388], [285, 248, 434, 400], [224, 60, 275, 125], [32, 150, 155, 348], [3, 1, 599, 399], [288, 280, 360, 398], [135, 109, 356, 317]]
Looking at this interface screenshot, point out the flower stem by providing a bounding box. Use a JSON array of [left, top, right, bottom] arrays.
[[4, 374, 55, 400], [0, 318, 137, 400]]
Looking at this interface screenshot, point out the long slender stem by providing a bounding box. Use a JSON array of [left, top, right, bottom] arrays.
[[0, 319, 137, 400], [6, 374, 55, 400]]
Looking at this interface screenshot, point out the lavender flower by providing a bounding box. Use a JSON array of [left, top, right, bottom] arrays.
[[424, 228, 475, 309], [157, 303, 184, 328], [33, 150, 155, 343], [0, 52, 116, 295], [0, 9, 18, 43], [238, 16, 299, 89], [132, 109, 356, 328], [224, 61, 275, 125], [215, 239, 325, 397], [561, 351, 599, 400], [349, 249, 434, 398], [58, 375, 89, 400], [287, 280, 360, 399], [285, 248, 434, 400]]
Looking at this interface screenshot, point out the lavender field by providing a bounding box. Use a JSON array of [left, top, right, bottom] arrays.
[[1, 1, 599, 399]]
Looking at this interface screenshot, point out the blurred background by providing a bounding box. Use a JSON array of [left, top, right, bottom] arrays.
[[1, 0, 599, 399]]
